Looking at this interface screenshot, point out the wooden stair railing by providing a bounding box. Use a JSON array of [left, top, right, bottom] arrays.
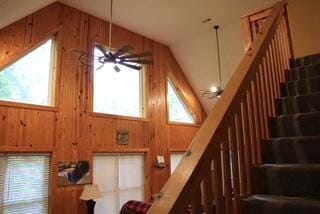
[[148, 1, 293, 214]]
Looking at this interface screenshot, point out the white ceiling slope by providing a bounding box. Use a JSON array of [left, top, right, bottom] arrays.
[[0, 0, 278, 112]]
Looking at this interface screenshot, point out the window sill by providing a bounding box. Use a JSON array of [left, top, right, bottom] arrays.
[[0, 100, 59, 112], [89, 112, 149, 122], [167, 121, 201, 128]]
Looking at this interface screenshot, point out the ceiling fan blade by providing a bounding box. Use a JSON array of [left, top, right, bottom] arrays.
[[118, 62, 142, 70], [95, 62, 105, 71], [114, 45, 133, 57], [95, 44, 109, 57], [120, 52, 152, 59], [122, 59, 153, 65]]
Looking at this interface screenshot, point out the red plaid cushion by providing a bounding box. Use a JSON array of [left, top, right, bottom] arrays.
[[124, 200, 152, 214]]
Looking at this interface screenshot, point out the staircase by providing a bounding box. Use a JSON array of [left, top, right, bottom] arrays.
[[243, 54, 320, 213], [147, 1, 320, 213]]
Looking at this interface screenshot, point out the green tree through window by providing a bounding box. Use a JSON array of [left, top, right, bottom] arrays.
[[0, 39, 54, 106]]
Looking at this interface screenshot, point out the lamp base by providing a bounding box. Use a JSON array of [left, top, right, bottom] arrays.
[[86, 199, 96, 214]]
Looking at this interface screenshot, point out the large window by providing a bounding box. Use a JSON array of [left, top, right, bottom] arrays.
[[93, 48, 145, 118], [0, 39, 55, 106], [0, 154, 50, 214], [93, 154, 145, 214], [167, 79, 195, 124]]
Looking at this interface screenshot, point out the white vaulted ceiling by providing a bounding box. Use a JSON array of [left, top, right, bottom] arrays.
[[0, 0, 278, 112]]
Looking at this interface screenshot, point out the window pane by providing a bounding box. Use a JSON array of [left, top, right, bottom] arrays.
[[0, 40, 54, 106], [93, 154, 145, 214], [0, 154, 50, 214], [93, 48, 142, 117], [167, 80, 194, 124], [170, 152, 184, 174]]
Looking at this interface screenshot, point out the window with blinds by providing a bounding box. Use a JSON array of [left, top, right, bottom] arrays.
[[93, 154, 145, 214], [170, 152, 185, 174], [0, 154, 50, 214]]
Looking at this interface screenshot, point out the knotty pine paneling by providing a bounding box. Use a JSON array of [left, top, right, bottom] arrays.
[[0, 2, 206, 213]]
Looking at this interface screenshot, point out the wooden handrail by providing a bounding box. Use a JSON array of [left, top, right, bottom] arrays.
[[148, 1, 293, 213]]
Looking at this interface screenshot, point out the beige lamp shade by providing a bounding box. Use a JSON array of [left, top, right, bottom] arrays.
[[79, 184, 103, 200]]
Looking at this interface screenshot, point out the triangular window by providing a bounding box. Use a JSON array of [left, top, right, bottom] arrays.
[[0, 39, 55, 106], [167, 79, 195, 124]]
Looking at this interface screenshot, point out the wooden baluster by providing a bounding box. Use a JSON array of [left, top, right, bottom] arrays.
[[258, 63, 270, 138], [274, 27, 284, 83], [271, 37, 281, 98], [221, 136, 233, 214], [283, 7, 294, 59], [250, 80, 262, 163], [229, 123, 241, 214], [246, 90, 258, 165], [280, 17, 290, 70], [235, 111, 247, 197], [266, 46, 276, 116], [212, 150, 224, 214], [241, 98, 252, 194], [203, 169, 214, 214], [262, 56, 273, 118], [191, 185, 202, 214], [276, 24, 287, 81], [255, 71, 267, 140]]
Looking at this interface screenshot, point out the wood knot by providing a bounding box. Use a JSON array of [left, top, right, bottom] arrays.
[[20, 120, 26, 127]]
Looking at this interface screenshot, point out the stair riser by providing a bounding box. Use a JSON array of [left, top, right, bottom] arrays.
[[280, 77, 320, 96], [290, 54, 320, 68], [286, 63, 320, 81], [263, 137, 320, 164], [253, 166, 320, 198], [270, 112, 320, 137], [277, 93, 320, 114], [243, 196, 320, 214]]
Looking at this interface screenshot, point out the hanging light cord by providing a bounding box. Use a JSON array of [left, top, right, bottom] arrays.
[[214, 25, 222, 89], [108, 0, 113, 53]]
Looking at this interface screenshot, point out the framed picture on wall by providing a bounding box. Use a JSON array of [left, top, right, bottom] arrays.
[[58, 160, 90, 186]]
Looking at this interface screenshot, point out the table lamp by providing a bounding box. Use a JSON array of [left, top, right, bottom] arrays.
[[80, 184, 102, 214]]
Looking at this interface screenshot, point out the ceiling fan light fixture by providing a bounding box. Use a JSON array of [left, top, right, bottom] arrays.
[[201, 25, 223, 99], [210, 86, 218, 93], [75, 0, 153, 71]]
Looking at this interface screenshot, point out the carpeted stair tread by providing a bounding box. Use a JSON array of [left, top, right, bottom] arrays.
[[270, 111, 320, 137], [290, 53, 320, 68], [280, 76, 320, 96], [243, 53, 320, 214], [243, 194, 320, 214], [252, 164, 320, 198], [263, 136, 320, 163], [277, 92, 320, 114], [286, 63, 320, 81]]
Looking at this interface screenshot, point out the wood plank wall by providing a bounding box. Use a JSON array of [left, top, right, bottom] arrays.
[[0, 2, 206, 213]]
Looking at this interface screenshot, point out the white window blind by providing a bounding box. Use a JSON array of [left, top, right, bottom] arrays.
[[170, 152, 184, 174], [0, 154, 50, 214], [93, 154, 145, 214]]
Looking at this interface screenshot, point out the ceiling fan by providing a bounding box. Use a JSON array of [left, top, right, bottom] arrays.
[[77, 0, 153, 72], [201, 25, 224, 99]]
